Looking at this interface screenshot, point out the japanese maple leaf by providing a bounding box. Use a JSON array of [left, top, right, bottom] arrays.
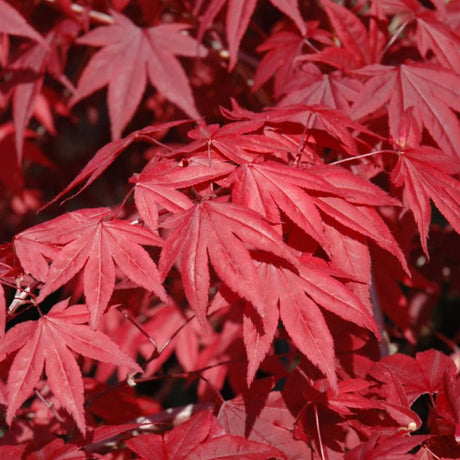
[[187, 435, 287, 460], [196, 0, 306, 70], [253, 22, 332, 97], [257, 258, 378, 390], [132, 156, 234, 231], [279, 64, 363, 114], [351, 62, 460, 159], [16, 208, 166, 328], [377, 350, 458, 405], [228, 161, 407, 272], [71, 11, 207, 139], [0, 0, 46, 46], [345, 432, 430, 460], [228, 161, 335, 245], [126, 410, 214, 460], [390, 110, 460, 255], [8, 20, 79, 162], [0, 299, 142, 435], [249, 104, 376, 156], [378, 0, 460, 72], [159, 199, 298, 329], [126, 409, 287, 459], [176, 121, 267, 164], [299, 0, 381, 71], [218, 379, 306, 459]]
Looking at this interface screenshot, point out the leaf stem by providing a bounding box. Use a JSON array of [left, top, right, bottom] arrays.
[[314, 403, 327, 460], [381, 19, 410, 58], [119, 308, 159, 355], [34, 388, 65, 423], [328, 149, 399, 166]]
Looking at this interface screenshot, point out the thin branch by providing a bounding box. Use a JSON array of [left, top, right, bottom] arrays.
[[43, 0, 114, 25]]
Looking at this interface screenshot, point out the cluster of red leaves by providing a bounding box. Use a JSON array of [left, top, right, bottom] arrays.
[[0, 0, 459, 458]]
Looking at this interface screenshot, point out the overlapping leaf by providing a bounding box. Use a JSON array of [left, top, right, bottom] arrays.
[[132, 157, 234, 231], [258, 258, 379, 390], [71, 11, 207, 139], [0, 0, 46, 45], [0, 299, 142, 434], [8, 20, 79, 162], [351, 63, 460, 158], [253, 22, 332, 96], [229, 161, 407, 272], [197, 0, 305, 70], [279, 65, 363, 113], [218, 379, 306, 459], [378, 0, 460, 72], [159, 199, 298, 329], [15, 208, 166, 328], [391, 110, 460, 254]]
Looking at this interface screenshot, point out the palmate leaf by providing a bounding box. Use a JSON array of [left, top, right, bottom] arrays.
[[391, 109, 460, 254], [126, 409, 286, 460], [378, 0, 460, 72], [159, 199, 298, 329], [255, 258, 379, 390], [351, 62, 460, 158], [279, 65, 363, 113], [0, 0, 46, 45], [71, 11, 207, 139], [197, 0, 305, 70], [132, 157, 234, 231], [229, 161, 407, 273], [126, 410, 213, 460], [218, 379, 306, 459], [0, 300, 141, 435], [8, 20, 79, 162], [15, 208, 166, 329]]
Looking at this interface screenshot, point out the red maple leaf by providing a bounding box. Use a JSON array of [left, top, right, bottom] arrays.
[[0, 0, 46, 46], [126, 409, 286, 459], [126, 410, 214, 459], [300, 0, 384, 70], [0, 299, 142, 434], [390, 109, 460, 254], [378, 0, 460, 72], [218, 379, 306, 459], [279, 64, 363, 114], [196, 0, 305, 70], [71, 11, 207, 139], [15, 207, 166, 328], [228, 160, 407, 272], [132, 156, 234, 231], [159, 199, 298, 329], [345, 432, 430, 460], [7, 20, 79, 162], [253, 258, 378, 390], [253, 22, 332, 97], [351, 62, 460, 159]]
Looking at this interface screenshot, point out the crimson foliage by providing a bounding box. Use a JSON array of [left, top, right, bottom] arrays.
[[0, 0, 459, 458]]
